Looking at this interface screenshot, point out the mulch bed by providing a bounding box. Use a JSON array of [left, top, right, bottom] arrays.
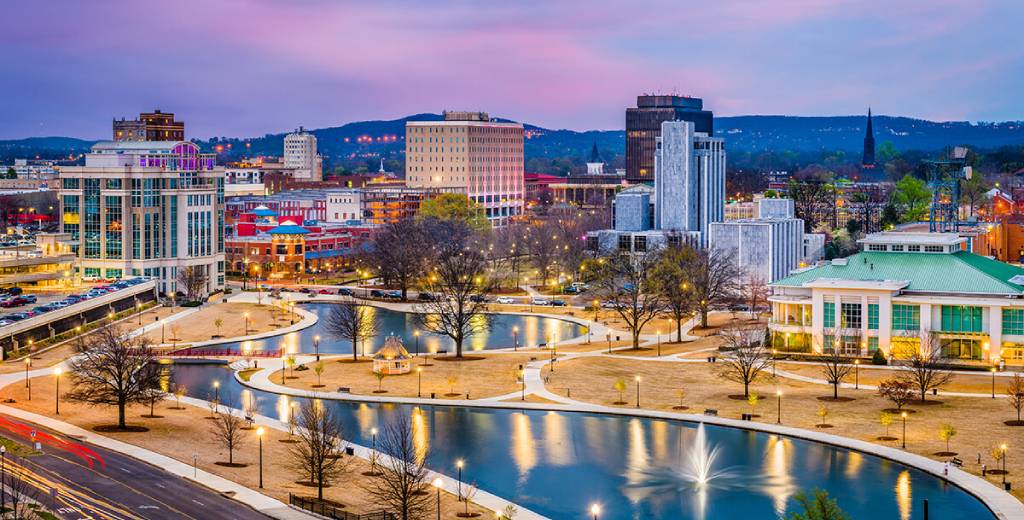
[[372, 390, 388, 394], [816, 396, 856, 402], [1003, 420, 1024, 426], [434, 356, 486, 362], [882, 408, 917, 414], [214, 462, 247, 468], [934, 451, 958, 457], [876, 436, 898, 441], [140, 414, 164, 419], [815, 424, 834, 429], [672, 405, 690, 410], [93, 425, 149, 433]]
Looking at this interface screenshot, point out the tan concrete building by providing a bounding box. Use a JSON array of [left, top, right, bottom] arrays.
[[405, 111, 524, 226]]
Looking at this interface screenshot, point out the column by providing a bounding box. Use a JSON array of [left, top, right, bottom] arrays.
[[811, 292, 824, 353], [919, 303, 934, 356], [878, 294, 893, 357], [989, 306, 1003, 363], [861, 295, 870, 356]]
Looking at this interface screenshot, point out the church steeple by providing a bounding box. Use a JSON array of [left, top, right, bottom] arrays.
[[586, 141, 604, 175], [862, 107, 876, 168]]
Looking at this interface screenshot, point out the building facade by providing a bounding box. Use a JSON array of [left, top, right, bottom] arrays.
[[709, 198, 808, 283], [405, 111, 524, 226], [113, 110, 185, 142], [769, 232, 1024, 366], [654, 121, 725, 242], [283, 128, 323, 181], [625, 95, 713, 183], [59, 141, 225, 295]]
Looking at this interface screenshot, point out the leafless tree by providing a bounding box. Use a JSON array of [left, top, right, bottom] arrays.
[[493, 221, 530, 288], [1006, 373, 1024, 425], [649, 245, 697, 342], [878, 378, 914, 412], [142, 386, 167, 418], [290, 401, 349, 501], [898, 334, 954, 401], [4, 466, 44, 519], [524, 220, 561, 288], [361, 219, 429, 300], [716, 325, 772, 398], [210, 409, 247, 465], [592, 252, 666, 350], [65, 325, 163, 429], [363, 415, 433, 520], [176, 265, 208, 301], [684, 247, 741, 328], [819, 351, 854, 400], [413, 244, 494, 358], [323, 300, 379, 361], [743, 273, 768, 319]]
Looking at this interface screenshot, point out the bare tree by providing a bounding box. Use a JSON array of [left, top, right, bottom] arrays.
[[743, 273, 768, 319], [364, 415, 433, 520], [176, 265, 208, 301], [684, 247, 740, 328], [142, 386, 167, 418], [4, 466, 44, 519], [172, 383, 187, 410], [819, 351, 855, 400], [65, 325, 163, 429], [716, 325, 772, 398], [898, 335, 954, 402], [323, 300, 379, 361], [494, 221, 530, 288], [290, 401, 348, 501], [1007, 373, 1024, 425], [414, 244, 494, 358], [210, 409, 247, 465], [878, 378, 914, 412], [361, 219, 429, 300], [525, 220, 560, 287], [592, 252, 665, 350], [649, 245, 697, 342]]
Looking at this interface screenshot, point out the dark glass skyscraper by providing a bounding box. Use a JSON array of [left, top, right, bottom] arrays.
[[625, 95, 713, 183]]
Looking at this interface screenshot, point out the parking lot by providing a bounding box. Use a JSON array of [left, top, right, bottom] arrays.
[[0, 278, 152, 327]]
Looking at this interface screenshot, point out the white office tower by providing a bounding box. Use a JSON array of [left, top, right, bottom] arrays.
[[284, 127, 323, 181], [708, 197, 806, 283], [654, 120, 725, 244]]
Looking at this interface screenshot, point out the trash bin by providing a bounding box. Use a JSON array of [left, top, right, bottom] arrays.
[[345, 446, 354, 456], [1005, 482, 1012, 491]]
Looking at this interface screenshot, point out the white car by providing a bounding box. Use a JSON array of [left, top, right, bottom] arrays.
[[495, 296, 516, 304], [531, 298, 550, 306]]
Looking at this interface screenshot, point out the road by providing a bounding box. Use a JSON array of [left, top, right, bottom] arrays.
[[0, 414, 269, 520]]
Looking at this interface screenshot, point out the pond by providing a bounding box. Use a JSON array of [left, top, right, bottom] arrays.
[[218, 303, 587, 356], [172, 363, 995, 520]]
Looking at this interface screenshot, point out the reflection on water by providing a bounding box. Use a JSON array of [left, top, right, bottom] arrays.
[[171, 364, 993, 520], [217, 304, 585, 356]]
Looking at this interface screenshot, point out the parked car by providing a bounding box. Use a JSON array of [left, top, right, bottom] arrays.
[[495, 296, 515, 304], [32, 305, 52, 314], [601, 300, 624, 309], [369, 289, 385, 298], [49, 301, 70, 309], [21, 294, 36, 304], [531, 298, 550, 306], [337, 288, 354, 296], [562, 286, 580, 294], [418, 292, 435, 301], [3, 287, 23, 296], [0, 298, 24, 308], [318, 289, 332, 294], [8, 311, 35, 320], [469, 295, 488, 303], [550, 299, 567, 307], [0, 320, 11, 327], [386, 290, 402, 299], [299, 288, 312, 294]]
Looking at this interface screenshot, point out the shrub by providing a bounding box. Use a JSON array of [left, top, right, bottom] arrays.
[[871, 349, 887, 365]]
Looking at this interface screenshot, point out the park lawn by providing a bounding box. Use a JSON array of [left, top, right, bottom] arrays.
[[139, 302, 294, 345], [542, 356, 1024, 503], [777, 361, 1018, 395], [0, 375, 489, 518]]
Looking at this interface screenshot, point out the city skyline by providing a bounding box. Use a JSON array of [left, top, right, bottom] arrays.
[[2, 0, 1022, 139]]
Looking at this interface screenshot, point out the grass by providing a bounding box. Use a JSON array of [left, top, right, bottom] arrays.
[[0, 435, 40, 457], [238, 368, 260, 382]]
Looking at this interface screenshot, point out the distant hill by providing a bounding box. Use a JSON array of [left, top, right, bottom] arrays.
[[4, 114, 1023, 165]]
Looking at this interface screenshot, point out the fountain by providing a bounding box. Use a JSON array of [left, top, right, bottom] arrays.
[[681, 423, 721, 486]]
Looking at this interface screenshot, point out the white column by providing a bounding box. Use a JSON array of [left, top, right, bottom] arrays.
[[861, 295, 869, 356], [811, 292, 824, 353], [989, 306, 1003, 363], [919, 303, 934, 356], [879, 294, 893, 356]]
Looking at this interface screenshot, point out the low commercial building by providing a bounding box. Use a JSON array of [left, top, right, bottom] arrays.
[[0, 233, 77, 288], [709, 198, 822, 282], [769, 232, 1024, 366]]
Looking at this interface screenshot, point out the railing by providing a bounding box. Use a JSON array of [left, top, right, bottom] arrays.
[[160, 347, 283, 358], [289, 494, 395, 520]]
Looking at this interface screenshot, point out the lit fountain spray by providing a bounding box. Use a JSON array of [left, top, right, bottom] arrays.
[[681, 423, 720, 486]]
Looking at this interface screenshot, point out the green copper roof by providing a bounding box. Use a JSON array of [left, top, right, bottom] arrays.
[[773, 251, 1024, 295]]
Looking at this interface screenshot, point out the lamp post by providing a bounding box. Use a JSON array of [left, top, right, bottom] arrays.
[[417, 367, 423, 397], [511, 327, 518, 351], [901, 412, 908, 449], [519, 368, 525, 401], [314, 335, 321, 362], [590, 503, 601, 520], [281, 353, 287, 385], [656, 330, 661, 356], [776, 390, 782, 424], [772, 349, 777, 377], [0, 445, 5, 510], [54, 367, 62, 415], [635, 376, 641, 408], [24, 358, 30, 401], [213, 380, 220, 403], [414, 331, 421, 358], [256, 426, 265, 488], [161, 320, 166, 343], [456, 459, 464, 501], [992, 367, 997, 399], [606, 332, 612, 354], [371, 427, 379, 473], [433, 478, 444, 520], [137, 303, 143, 325], [854, 359, 860, 390], [1001, 444, 1008, 486]]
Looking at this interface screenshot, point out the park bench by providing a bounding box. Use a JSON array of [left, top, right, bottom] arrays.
[[704, 409, 718, 416], [951, 458, 963, 468], [337, 387, 351, 393]]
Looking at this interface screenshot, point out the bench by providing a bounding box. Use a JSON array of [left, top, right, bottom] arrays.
[[951, 458, 963, 468], [337, 387, 351, 393], [704, 409, 718, 416]]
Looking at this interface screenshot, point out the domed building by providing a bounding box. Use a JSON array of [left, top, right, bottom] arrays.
[[372, 336, 413, 375]]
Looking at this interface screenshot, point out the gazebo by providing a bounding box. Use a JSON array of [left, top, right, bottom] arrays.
[[372, 336, 413, 375]]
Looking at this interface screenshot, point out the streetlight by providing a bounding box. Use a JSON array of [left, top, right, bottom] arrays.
[[590, 503, 601, 520], [256, 427, 265, 488], [772, 349, 777, 377], [414, 331, 421, 358], [54, 367, 62, 415], [0, 444, 5, 510], [456, 459, 464, 501], [244, 312, 250, 335], [635, 376, 641, 408], [371, 427, 379, 473], [854, 359, 860, 390], [417, 367, 423, 397], [314, 335, 321, 362], [213, 380, 221, 403], [280, 352, 287, 385], [511, 327, 518, 351], [901, 412, 908, 449], [992, 367, 997, 399], [776, 390, 782, 424], [137, 303, 143, 325], [432, 478, 444, 520], [656, 330, 661, 356], [519, 368, 526, 401], [606, 332, 612, 354], [24, 358, 31, 400], [1000, 444, 1008, 486]]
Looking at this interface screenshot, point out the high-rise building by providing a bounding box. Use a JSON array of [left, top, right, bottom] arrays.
[[654, 121, 725, 243], [113, 109, 185, 142], [59, 140, 225, 295], [626, 95, 713, 183], [405, 111, 524, 226], [284, 127, 323, 181], [709, 198, 812, 283], [862, 108, 876, 169]]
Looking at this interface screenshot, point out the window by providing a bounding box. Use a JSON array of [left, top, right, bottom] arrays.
[[617, 235, 630, 252], [925, 245, 944, 253], [1004, 309, 1024, 335], [907, 245, 921, 252], [634, 235, 647, 252], [892, 304, 920, 331], [823, 302, 835, 328], [890, 245, 904, 252], [941, 305, 982, 333], [868, 244, 886, 252], [868, 337, 879, 353], [840, 302, 862, 329], [868, 304, 879, 330]]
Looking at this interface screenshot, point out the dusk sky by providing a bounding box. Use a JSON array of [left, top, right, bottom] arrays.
[[2, 0, 1021, 140]]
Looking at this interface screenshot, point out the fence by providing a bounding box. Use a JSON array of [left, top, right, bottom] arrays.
[[289, 494, 395, 520]]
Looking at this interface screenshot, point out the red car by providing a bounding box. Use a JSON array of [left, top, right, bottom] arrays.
[[0, 297, 27, 308], [318, 289, 331, 294]]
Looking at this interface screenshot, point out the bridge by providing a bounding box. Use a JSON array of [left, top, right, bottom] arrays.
[[1, 279, 159, 357], [156, 346, 285, 358]]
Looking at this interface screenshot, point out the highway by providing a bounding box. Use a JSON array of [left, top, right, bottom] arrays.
[[0, 414, 270, 520]]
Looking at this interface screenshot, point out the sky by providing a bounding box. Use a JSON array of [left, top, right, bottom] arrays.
[[2, 0, 1022, 139]]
